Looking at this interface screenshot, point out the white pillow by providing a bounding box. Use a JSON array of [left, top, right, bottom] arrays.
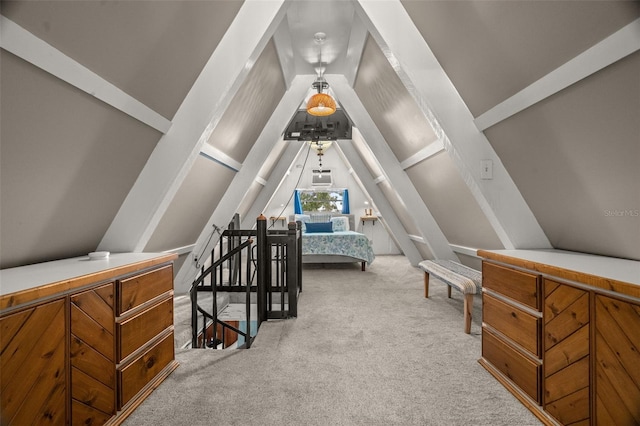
[[309, 213, 332, 223], [294, 214, 310, 231], [330, 216, 349, 232]]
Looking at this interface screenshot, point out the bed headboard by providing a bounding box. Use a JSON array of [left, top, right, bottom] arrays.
[[289, 213, 356, 231]]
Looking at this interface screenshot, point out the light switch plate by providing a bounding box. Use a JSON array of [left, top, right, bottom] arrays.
[[480, 159, 493, 179]]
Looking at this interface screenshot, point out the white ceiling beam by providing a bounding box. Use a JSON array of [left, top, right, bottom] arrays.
[[272, 14, 297, 89], [342, 12, 369, 87], [408, 235, 424, 244], [240, 142, 306, 229], [0, 15, 171, 134], [356, 0, 551, 250], [475, 18, 640, 131], [199, 143, 243, 172], [174, 74, 314, 292], [98, 0, 290, 253], [327, 74, 457, 261], [399, 139, 445, 170], [335, 141, 423, 266]]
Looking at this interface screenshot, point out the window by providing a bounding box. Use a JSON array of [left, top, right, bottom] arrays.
[[300, 189, 344, 213]]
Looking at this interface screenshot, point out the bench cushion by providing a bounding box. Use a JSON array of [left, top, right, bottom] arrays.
[[419, 260, 482, 295]]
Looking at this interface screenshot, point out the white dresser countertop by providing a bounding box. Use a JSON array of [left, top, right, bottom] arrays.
[[1, 252, 172, 297], [479, 249, 640, 287]]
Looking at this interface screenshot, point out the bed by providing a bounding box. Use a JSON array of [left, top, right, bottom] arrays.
[[291, 214, 375, 270]]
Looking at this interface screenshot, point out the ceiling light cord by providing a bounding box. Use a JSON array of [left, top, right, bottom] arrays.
[[268, 143, 312, 229]]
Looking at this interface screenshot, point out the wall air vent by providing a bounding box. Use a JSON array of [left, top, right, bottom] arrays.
[[312, 169, 332, 186]]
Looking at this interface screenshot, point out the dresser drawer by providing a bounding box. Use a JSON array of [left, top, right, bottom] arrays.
[[483, 262, 540, 310], [483, 293, 541, 357], [482, 328, 541, 403], [118, 265, 173, 316], [117, 296, 173, 361], [118, 331, 175, 409]]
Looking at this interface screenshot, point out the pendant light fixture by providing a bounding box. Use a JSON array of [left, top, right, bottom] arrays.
[[307, 78, 336, 117], [309, 140, 332, 168], [306, 32, 337, 117]]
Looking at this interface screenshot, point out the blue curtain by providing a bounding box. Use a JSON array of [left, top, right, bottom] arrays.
[[294, 190, 303, 214], [341, 189, 350, 214]]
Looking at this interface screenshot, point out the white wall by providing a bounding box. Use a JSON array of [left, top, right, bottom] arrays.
[[264, 142, 400, 255]]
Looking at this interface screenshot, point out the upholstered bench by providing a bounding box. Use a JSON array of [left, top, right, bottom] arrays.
[[418, 259, 482, 333]]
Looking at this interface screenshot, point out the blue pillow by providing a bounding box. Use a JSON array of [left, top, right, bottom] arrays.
[[304, 222, 333, 233]]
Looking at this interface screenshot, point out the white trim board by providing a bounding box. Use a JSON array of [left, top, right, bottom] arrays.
[[400, 139, 445, 170], [449, 244, 480, 258], [163, 244, 196, 256], [408, 234, 425, 244], [200, 143, 243, 172]]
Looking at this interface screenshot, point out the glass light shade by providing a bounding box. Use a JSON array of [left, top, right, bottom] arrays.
[[306, 93, 337, 116], [309, 140, 332, 153]]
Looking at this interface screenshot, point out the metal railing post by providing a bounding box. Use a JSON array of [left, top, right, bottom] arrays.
[[190, 282, 198, 348], [245, 235, 253, 348], [256, 215, 268, 324], [296, 221, 302, 293], [211, 247, 218, 348], [287, 221, 299, 317]]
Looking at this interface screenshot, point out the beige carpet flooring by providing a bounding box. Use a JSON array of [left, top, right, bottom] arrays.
[[123, 255, 541, 426]]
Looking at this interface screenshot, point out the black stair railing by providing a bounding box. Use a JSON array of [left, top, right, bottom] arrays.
[[257, 219, 302, 320], [191, 215, 302, 349], [190, 231, 255, 349]]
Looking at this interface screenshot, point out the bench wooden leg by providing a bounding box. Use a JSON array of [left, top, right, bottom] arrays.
[[447, 286, 452, 299], [424, 272, 430, 298], [464, 293, 473, 334]]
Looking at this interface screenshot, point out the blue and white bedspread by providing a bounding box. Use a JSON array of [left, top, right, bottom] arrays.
[[302, 231, 375, 265]]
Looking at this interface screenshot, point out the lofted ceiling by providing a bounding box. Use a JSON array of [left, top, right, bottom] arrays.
[[285, 0, 357, 76], [1, 1, 638, 288]]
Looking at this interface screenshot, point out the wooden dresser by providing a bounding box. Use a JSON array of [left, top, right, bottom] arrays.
[[0, 253, 179, 425], [478, 249, 640, 426]]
